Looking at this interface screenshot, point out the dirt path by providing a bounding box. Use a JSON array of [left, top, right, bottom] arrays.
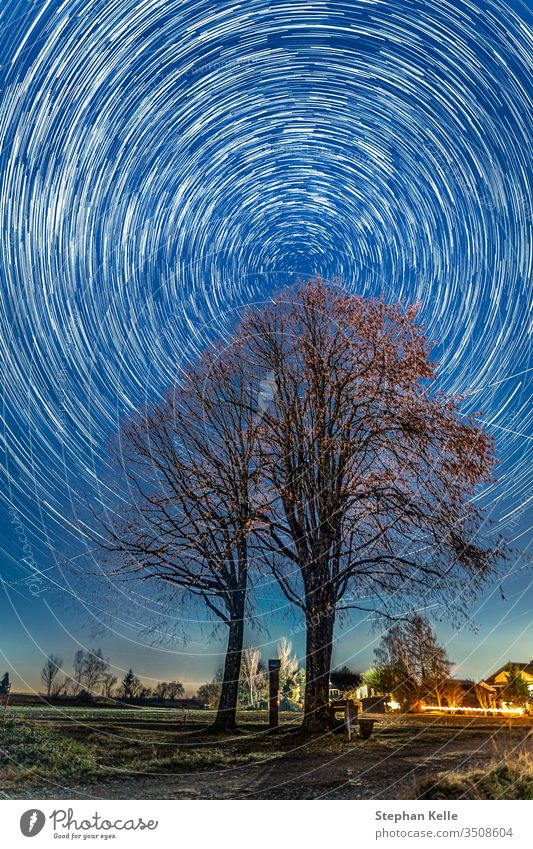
[[9, 723, 530, 800]]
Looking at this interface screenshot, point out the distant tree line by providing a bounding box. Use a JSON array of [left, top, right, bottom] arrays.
[[38, 650, 184, 702], [14, 619, 532, 715]]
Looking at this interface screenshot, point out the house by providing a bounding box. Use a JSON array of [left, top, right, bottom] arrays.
[[474, 679, 498, 704], [328, 670, 382, 703], [484, 661, 533, 697]]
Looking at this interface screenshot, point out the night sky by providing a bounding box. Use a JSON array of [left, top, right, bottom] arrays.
[[0, 0, 531, 694]]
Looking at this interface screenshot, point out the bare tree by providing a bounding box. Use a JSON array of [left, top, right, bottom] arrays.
[[196, 678, 222, 707], [101, 672, 118, 698], [373, 621, 421, 710], [278, 638, 298, 679], [81, 648, 109, 694], [69, 648, 109, 696], [441, 679, 464, 711], [95, 345, 263, 730], [373, 615, 451, 710], [475, 681, 496, 714], [240, 646, 262, 707], [166, 680, 185, 700], [70, 650, 84, 696], [241, 279, 501, 731], [153, 681, 170, 700], [40, 654, 63, 698], [424, 655, 453, 709]]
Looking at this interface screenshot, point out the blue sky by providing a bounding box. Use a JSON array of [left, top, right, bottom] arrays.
[[0, 0, 531, 693]]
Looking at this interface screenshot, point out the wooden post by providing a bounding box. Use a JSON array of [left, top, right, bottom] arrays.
[[345, 698, 353, 741], [268, 659, 281, 729]]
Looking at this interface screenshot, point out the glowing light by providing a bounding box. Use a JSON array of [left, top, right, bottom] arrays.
[[421, 705, 524, 716], [387, 700, 401, 711]]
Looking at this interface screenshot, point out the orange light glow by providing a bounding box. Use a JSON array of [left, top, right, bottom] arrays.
[[421, 705, 524, 716]]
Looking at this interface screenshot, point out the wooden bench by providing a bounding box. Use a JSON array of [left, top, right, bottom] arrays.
[[329, 699, 377, 740]]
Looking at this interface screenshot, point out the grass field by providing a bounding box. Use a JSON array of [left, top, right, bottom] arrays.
[[1, 706, 531, 800]]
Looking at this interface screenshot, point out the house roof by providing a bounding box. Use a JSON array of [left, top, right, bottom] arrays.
[[476, 680, 497, 692], [485, 661, 533, 683], [329, 670, 361, 690], [445, 678, 477, 692]]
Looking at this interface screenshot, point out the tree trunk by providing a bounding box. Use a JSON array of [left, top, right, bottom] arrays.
[[301, 604, 335, 734], [211, 589, 245, 732]]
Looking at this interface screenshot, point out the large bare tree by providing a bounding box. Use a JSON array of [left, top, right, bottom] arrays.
[[96, 344, 262, 730], [240, 279, 501, 731], [373, 614, 451, 709]]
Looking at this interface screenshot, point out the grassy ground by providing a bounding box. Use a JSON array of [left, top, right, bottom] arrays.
[[1, 707, 531, 799], [409, 751, 533, 800]]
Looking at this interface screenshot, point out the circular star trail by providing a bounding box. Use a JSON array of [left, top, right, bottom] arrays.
[[0, 0, 530, 598]]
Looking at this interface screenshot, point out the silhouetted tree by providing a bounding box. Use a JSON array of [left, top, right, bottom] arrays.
[[40, 655, 63, 697], [0, 672, 10, 695], [330, 666, 360, 693], [121, 669, 141, 700], [96, 340, 263, 731], [196, 669, 224, 707], [70, 648, 109, 696], [153, 681, 169, 700], [100, 672, 118, 698], [165, 680, 185, 700]]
